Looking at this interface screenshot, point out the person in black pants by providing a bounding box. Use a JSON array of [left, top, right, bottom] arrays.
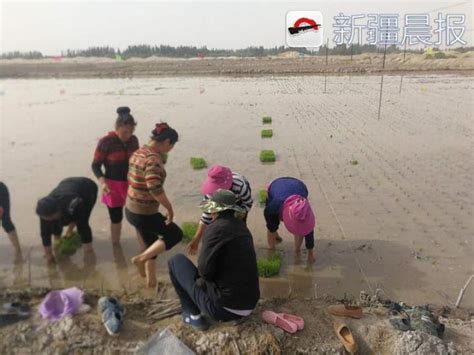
[[0, 182, 22, 259], [126, 122, 183, 288], [91, 106, 139, 245], [36, 177, 98, 263], [168, 189, 260, 331]]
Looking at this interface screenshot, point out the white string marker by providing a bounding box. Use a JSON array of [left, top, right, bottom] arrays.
[[455, 274, 474, 308]]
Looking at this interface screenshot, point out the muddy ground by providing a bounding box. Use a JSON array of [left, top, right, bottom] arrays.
[[0, 286, 472, 354], [0, 51, 473, 79]]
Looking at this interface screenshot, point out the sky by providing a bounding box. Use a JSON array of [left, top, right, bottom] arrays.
[[1, 0, 472, 55]]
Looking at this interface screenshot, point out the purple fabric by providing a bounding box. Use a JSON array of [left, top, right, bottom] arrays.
[[39, 287, 84, 321]]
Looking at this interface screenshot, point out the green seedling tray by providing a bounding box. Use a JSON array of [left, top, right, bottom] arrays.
[[261, 129, 273, 138], [160, 152, 168, 164], [257, 253, 282, 278], [56, 232, 81, 256], [260, 150, 276, 162], [181, 222, 198, 243], [190, 157, 207, 170]]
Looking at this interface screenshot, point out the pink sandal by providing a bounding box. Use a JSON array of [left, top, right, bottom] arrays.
[[278, 313, 304, 330], [262, 311, 298, 333]]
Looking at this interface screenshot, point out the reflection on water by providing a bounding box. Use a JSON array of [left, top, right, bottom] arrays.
[[259, 267, 316, 300], [0, 234, 343, 300], [258, 247, 337, 299], [0, 235, 447, 302], [0, 233, 185, 296]]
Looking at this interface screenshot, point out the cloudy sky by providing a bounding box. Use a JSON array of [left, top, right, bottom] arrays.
[[1, 0, 472, 54]]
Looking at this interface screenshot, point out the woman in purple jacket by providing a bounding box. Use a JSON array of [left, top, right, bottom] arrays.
[[264, 177, 316, 263]]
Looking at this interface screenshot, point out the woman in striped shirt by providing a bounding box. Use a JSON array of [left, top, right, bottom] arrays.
[[91, 107, 139, 244], [187, 165, 253, 255], [126, 123, 183, 288]]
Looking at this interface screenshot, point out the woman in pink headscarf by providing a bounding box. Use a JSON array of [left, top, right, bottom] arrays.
[[187, 165, 253, 255], [264, 177, 316, 263]]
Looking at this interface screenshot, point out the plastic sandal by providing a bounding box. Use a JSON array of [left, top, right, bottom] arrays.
[[262, 311, 298, 333]]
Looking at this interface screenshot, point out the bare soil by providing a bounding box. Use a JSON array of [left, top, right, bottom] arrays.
[[0, 51, 473, 79], [0, 286, 472, 354]]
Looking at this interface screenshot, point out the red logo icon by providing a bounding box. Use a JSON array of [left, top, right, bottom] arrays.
[[288, 17, 321, 35]]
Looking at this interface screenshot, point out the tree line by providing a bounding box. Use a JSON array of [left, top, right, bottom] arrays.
[[1, 44, 471, 59]]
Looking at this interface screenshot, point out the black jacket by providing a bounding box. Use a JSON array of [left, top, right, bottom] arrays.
[[198, 212, 260, 310], [40, 177, 98, 240]]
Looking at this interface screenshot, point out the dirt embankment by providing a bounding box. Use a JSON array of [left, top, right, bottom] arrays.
[[0, 51, 473, 78], [0, 287, 472, 354]]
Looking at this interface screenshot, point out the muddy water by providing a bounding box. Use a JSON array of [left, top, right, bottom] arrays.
[[0, 76, 473, 307]]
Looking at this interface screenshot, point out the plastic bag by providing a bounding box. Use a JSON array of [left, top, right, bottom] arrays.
[[39, 287, 84, 321]]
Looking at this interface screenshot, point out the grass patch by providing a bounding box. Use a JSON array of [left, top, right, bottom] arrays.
[[257, 253, 282, 278], [262, 116, 272, 124], [350, 160, 359, 165], [425, 51, 456, 59], [434, 51, 455, 59], [181, 222, 198, 243], [260, 150, 276, 162], [190, 157, 207, 170], [55, 232, 81, 256], [261, 129, 273, 138], [258, 189, 268, 204]]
